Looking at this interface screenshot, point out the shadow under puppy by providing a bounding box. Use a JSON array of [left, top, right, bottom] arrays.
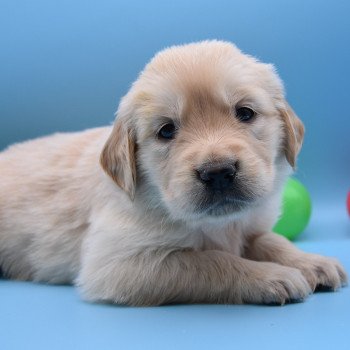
[[0, 41, 347, 305]]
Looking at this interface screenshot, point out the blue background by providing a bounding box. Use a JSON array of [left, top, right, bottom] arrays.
[[0, 1, 349, 349]]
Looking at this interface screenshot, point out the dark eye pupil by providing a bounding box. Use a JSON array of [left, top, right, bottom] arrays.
[[236, 107, 255, 122], [158, 123, 176, 140]]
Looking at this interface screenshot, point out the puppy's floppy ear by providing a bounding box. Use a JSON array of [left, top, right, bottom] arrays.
[[100, 116, 137, 199], [279, 101, 305, 168]]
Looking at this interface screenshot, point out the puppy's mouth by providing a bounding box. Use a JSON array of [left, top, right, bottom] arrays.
[[192, 189, 256, 217], [204, 197, 252, 216]]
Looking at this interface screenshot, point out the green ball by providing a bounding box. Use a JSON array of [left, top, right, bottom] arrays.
[[273, 178, 312, 240]]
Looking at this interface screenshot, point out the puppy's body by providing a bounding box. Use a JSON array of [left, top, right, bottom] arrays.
[[0, 41, 347, 305], [0, 127, 109, 282]]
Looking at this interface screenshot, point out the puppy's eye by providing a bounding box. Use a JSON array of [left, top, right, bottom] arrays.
[[157, 122, 176, 140], [235, 107, 256, 122]]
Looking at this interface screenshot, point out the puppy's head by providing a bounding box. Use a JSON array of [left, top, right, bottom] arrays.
[[101, 41, 304, 222]]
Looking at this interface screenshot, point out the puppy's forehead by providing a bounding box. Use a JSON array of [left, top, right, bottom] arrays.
[[132, 41, 284, 120]]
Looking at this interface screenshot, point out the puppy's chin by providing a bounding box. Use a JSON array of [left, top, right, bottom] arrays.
[[161, 185, 260, 224]]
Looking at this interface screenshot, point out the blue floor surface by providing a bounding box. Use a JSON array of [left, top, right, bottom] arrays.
[[1, 206, 349, 350]]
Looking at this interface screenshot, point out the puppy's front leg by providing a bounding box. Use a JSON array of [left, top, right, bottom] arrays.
[[245, 233, 348, 291], [78, 245, 312, 306]]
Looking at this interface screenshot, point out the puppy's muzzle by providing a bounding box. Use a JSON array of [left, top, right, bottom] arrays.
[[196, 161, 238, 192]]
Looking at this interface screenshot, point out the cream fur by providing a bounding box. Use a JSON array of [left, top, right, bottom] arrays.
[[0, 41, 347, 305]]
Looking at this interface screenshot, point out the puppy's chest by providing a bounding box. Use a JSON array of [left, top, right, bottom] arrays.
[[198, 226, 244, 256]]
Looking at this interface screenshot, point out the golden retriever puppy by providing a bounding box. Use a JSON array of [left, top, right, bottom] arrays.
[[0, 41, 347, 305]]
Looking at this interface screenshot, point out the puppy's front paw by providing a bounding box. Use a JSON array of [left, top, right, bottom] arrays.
[[244, 262, 312, 305], [294, 253, 348, 291]]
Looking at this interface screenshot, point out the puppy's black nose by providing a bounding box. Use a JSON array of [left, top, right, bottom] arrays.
[[196, 163, 237, 191]]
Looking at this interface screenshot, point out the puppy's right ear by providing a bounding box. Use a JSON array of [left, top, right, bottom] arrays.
[[100, 116, 137, 200]]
